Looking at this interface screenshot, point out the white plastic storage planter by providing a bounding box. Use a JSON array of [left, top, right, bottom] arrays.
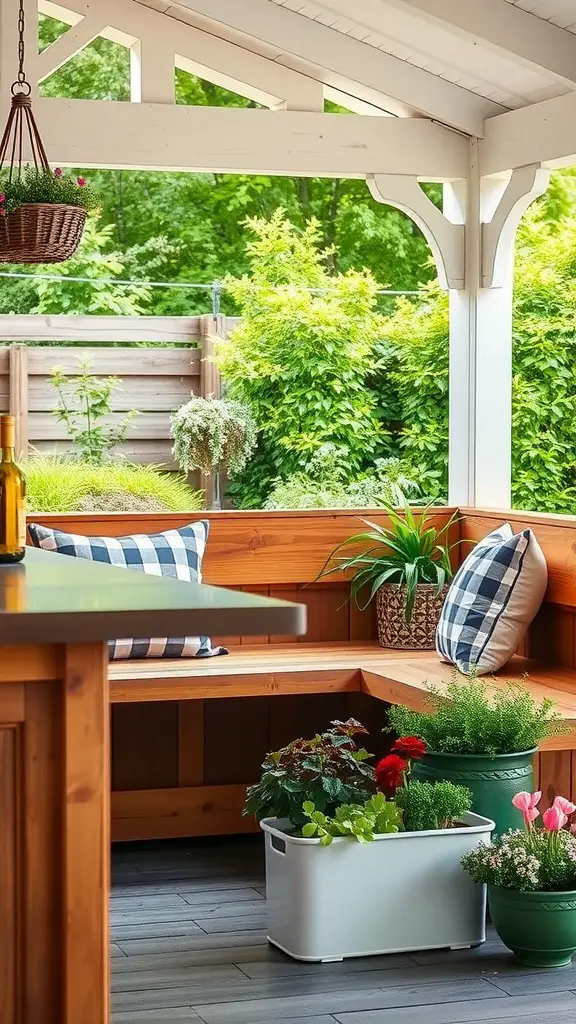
[[261, 812, 493, 962]]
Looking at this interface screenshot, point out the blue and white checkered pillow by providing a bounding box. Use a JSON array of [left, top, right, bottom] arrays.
[[28, 520, 228, 661], [436, 523, 547, 675]]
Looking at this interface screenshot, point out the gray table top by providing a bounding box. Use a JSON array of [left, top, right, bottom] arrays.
[[0, 547, 306, 645]]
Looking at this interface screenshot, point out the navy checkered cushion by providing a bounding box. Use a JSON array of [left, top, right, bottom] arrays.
[[28, 520, 228, 661], [436, 523, 547, 675]]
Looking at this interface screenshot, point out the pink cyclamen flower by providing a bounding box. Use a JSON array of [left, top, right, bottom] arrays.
[[553, 796, 576, 818], [77, 176, 87, 187], [54, 167, 63, 178], [543, 804, 567, 832], [0, 194, 5, 203], [512, 791, 542, 828]]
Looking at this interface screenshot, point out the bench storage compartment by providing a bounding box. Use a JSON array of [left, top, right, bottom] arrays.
[[261, 811, 494, 962]]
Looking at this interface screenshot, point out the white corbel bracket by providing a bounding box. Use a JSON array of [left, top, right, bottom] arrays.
[[368, 174, 465, 290], [482, 164, 550, 288]]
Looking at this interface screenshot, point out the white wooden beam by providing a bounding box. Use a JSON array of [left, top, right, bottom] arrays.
[[481, 92, 576, 175], [482, 164, 550, 287], [390, 0, 576, 88], [175, 0, 505, 135], [39, 0, 323, 111], [36, 98, 468, 179], [37, 12, 110, 82]]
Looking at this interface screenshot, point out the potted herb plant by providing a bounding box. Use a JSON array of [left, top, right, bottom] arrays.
[[245, 719, 493, 962], [388, 674, 567, 834], [317, 505, 458, 649], [463, 792, 576, 967], [171, 395, 257, 509]]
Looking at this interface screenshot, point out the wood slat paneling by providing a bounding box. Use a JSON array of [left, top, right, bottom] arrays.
[[0, 726, 19, 1024], [112, 703, 179, 791], [26, 346, 200, 376], [29, 376, 194, 413]]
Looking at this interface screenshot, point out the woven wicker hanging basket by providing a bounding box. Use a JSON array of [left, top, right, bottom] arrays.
[[0, 1, 87, 263], [376, 583, 448, 650]]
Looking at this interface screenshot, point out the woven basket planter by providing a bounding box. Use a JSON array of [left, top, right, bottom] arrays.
[[376, 583, 448, 650], [0, 203, 86, 263]]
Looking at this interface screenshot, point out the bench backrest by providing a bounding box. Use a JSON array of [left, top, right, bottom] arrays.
[[27, 507, 576, 662]]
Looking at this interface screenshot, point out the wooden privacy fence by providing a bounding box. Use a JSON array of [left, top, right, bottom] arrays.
[[0, 313, 237, 467]]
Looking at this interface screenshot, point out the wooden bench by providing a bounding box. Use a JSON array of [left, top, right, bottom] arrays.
[[29, 507, 576, 841]]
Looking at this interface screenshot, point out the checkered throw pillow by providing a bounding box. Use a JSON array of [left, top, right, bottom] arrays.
[[436, 523, 547, 675], [28, 520, 228, 661]]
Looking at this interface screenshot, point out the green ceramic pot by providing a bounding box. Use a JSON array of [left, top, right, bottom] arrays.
[[412, 749, 536, 835], [488, 886, 576, 968]]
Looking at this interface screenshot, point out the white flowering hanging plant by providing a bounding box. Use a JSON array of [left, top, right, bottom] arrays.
[[171, 396, 257, 477]]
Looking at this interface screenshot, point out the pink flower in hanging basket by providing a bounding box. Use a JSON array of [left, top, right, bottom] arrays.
[[77, 176, 87, 187], [54, 168, 63, 178]]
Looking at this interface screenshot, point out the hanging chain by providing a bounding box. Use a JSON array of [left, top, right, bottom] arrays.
[[11, 0, 31, 95], [17, 0, 26, 83]]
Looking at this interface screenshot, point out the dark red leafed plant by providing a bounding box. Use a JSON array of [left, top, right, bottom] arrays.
[[244, 718, 376, 829]]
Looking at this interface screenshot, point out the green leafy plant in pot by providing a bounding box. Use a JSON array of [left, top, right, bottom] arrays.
[[388, 675, 568, 834], [317, 505, 459, 650]]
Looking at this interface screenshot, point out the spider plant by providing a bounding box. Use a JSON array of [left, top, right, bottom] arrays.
[[317, 505, 460, 623]]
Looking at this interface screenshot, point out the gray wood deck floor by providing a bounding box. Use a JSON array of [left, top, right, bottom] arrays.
[[111, 836, 576, 1024]]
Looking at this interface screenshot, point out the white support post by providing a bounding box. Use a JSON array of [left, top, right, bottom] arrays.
[[130, 39, 174, 104], [446, 155, 550, 509]]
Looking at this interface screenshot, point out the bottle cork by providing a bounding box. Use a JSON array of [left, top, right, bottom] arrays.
[[0, 415, 15, 449]]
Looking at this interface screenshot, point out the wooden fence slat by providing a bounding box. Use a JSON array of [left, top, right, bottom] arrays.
[[28, 376, 193, 413], [9, 345, 28, 458], [30, 412, 174, 441], [0, 316, 203, 344], [26, 347, 201, 376], [31, 439, 178, 468]]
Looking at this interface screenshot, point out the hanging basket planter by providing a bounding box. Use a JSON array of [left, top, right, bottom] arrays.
[[0, 201, 87, 263], [0, 2, 97, 264]]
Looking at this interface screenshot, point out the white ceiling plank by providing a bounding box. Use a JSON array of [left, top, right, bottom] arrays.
[[171, 0, 505, 134], [39, 0, 323, 110], [37, 97, 469, 179], [391, 0, 576, 88], [480, 90, 576, 173]]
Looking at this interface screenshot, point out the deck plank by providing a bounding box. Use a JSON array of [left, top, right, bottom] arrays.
[[110, 836, 576, 1024]]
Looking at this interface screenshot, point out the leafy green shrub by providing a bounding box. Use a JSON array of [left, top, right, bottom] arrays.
[[301, 793, 401, 845], [216, 211, 387, 508], [1, 165, 99, 213], [395, 779, 471, 832], [387, 674, 566, 755], [318, 504, 457, 622], [264, 444, 419, 510], [244, 719, 376, 830], [171, 396, 257, 475], [50, 356, 138, 465], [25, 455, 203, 513]]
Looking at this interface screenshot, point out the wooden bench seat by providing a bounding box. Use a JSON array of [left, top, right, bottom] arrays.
[[110, 642, 576, 748]]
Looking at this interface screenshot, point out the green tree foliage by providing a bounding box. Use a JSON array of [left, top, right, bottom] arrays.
[[217, 212, 387, 506]]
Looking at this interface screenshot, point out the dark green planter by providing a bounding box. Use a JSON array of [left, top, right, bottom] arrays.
[[412, 749, 536, 835], [489, 886, 576, 968]]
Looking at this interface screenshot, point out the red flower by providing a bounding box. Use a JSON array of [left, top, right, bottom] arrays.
[[54, 167, 63, 178], [0, 194, 5, 203], [393, 736, 427, 760], [376, 754, 408, 792], [77, 176, 87, 187]]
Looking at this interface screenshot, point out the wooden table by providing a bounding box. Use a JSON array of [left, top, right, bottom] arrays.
[[0, 548, 305, 1024]]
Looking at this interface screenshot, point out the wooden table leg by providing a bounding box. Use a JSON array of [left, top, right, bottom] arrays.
[[64, 643, 110, 1024], [0, 642, 110, 1024]]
